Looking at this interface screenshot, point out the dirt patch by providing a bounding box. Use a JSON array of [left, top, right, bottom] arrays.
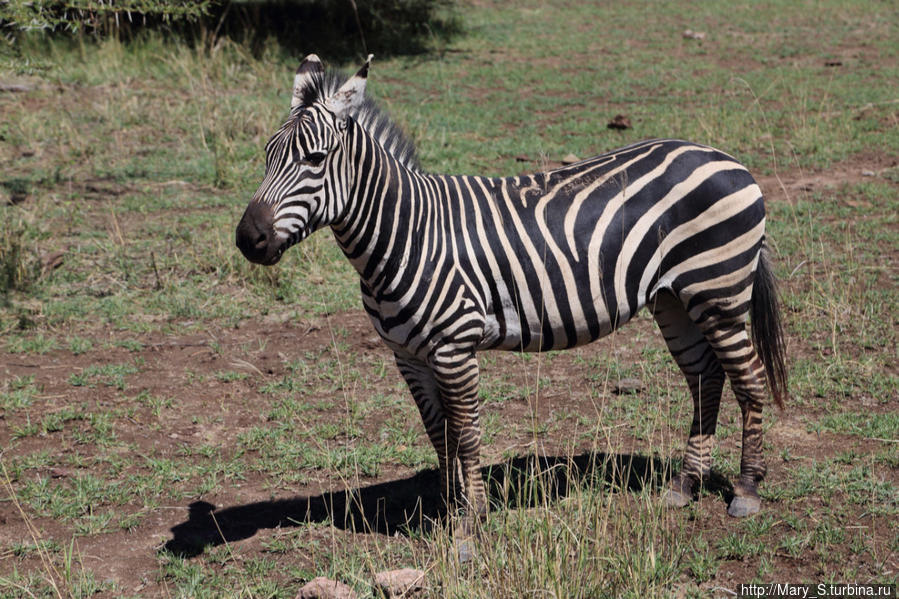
[[2, 312, 895, 594]]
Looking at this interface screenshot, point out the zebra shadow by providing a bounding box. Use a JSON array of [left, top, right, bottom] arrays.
[[162, 451, 732, 558]]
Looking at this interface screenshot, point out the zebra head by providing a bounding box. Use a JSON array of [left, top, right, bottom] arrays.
[[236, 54, 371, 265]]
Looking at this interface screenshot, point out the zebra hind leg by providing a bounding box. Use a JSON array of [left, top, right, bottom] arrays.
[[651, 291, 726, 508], [701, 322, 770, 517]]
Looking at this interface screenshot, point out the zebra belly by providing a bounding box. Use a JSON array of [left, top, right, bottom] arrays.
[[478, 291, 638, 353]]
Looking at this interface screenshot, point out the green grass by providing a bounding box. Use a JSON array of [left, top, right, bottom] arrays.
[[814, 411, 899, 440], [0, 375, 40, 412], [68, 361, 140, 390], [0, 209, 42, 295]]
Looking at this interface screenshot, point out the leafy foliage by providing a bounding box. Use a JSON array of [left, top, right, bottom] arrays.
[[1, 0, 460, 60], [0, 0, 218, 40], [209, 0, 460, 58]]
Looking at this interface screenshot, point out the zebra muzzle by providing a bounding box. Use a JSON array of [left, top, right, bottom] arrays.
[[236, 201, 280, 265]]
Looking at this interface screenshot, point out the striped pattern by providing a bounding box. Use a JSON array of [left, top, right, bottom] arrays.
[[236, 56, 787, 520]]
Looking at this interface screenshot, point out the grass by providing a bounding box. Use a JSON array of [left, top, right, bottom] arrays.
[[0, 210, 42, 296], [0, 0, 897, 596]]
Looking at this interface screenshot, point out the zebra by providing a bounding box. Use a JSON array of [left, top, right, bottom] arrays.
[[236, 54, 788, 527]]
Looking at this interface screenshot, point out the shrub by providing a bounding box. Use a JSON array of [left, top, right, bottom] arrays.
[[0, 1, 459, 59], [0, 0, 219, 40]]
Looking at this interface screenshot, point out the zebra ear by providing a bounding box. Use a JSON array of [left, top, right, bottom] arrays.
[[291, 54, 324, 108], [325, 54, 372, 123]]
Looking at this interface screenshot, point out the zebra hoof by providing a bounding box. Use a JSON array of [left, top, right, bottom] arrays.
[[453, 519, 476, 563], [664, 488, 693, 508], [727, 495, 761, 518], [456, 538, 475, 563]]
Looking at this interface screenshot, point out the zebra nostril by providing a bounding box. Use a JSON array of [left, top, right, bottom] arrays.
[[253, 232, 268, 250]]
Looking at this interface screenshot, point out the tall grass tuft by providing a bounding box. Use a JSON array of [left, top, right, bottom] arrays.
[[0, 210, 40, 296], [415, 452, 688, 599]]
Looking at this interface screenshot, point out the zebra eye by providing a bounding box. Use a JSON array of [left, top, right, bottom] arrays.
[[305, 152, 326, 166]]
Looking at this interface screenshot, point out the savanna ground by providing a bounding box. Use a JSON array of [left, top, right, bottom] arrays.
[[1, 1, 897, 597]]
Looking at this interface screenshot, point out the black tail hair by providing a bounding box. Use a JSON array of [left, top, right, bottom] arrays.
[[750, 243, 788, 408]]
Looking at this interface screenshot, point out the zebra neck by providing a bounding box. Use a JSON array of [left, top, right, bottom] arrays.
[[330, 123, 543, 305], [331, 132, 444, 296]]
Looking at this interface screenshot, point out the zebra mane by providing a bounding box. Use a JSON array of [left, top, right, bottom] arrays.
[[297, 69, 419, 171]]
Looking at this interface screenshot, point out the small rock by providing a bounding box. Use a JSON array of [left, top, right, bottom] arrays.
[[263, 311, 294, 325], [0, 83, 32, 93], [42, 251, 65, 272], [561, 153, 581, 165], [373, 568, 426, 598], [861, 169, 875, 177], [296, 577, 358, 599], [300, 322, 320, 336], [613, 378, 643, 395], [361, 335, 383, 349], [682, 29, 706, 41], [607, 114, 631, 130]]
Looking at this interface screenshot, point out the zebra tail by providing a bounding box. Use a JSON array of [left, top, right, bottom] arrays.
[[750, 243, 789, 408]]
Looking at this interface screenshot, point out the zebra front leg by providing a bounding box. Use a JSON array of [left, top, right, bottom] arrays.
[[433, 351, 485, 563], [431, 350, 488, 521], [394, 355, 457, 512]]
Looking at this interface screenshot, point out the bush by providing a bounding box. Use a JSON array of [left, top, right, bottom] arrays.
[[209, 0, 460, 58], [0, 1, 459, 59], [0, 0, 219, 41]]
